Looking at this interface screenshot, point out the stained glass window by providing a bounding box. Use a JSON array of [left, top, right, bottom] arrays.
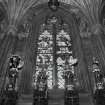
[[34, 16, 73, 89]]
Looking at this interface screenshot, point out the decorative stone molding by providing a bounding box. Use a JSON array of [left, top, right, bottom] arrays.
[[0, 20, 31, 40], [0, 20, 8, 39], [18, 32, 29, 39], [17, 20, 31, 39], [70, 8, 79, 14], [80, 31, 91, 39], [7, 25, 18, 36], [91, 24, 104, 36], [79, 17, 91, 39], [0, 24, 18, 39]]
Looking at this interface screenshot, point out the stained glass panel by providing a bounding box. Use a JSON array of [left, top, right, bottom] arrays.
[[34, 17, 73, 89], [35, 27, 53, 89], [56, 28, 73, 89]]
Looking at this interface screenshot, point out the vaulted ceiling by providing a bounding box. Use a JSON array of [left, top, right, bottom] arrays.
[[0, 0, 104, 38], [0, 0, 104, 23]]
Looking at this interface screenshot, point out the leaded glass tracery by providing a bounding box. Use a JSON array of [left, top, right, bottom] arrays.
[[56, 27, 73, 88], [34, 16, 74, 89], [35, 27, 53, 89]]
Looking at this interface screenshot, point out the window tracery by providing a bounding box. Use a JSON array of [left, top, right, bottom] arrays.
[[33, 16, 74, 89], [35, 23, 53, 89]]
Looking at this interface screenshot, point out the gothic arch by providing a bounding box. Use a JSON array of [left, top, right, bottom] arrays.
[[26, 4, 90, 92]]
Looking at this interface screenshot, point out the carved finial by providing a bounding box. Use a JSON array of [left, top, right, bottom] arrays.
[[48, 0, 60, 11]]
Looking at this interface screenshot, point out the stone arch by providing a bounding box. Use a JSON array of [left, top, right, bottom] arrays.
[[27, 3, 89, 92], [19, 2, 91, 94]]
